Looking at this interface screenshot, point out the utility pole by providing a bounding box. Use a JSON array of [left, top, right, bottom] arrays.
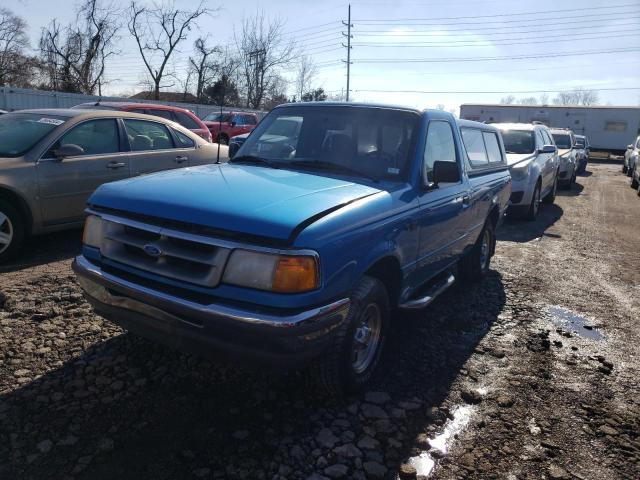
[[342, 4, 353, 101]]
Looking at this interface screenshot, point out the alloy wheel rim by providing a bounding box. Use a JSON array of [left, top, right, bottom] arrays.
[[0, 211, 14, 254], [352, 303, 382, 374], [533, 185, 540, 216]]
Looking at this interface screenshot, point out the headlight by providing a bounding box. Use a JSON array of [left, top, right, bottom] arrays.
[[222, 250, 319, 293], [510, 162, 530, 181], [82, 214, 102, 249]]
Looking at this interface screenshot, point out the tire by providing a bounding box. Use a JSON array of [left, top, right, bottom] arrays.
[[216, 134, 229, 145], [459, 219, 495, 282], [0, 199, 24, 263], [622, 165, 627, 174], [307, 276, 389, 395], [542, 172, 558, 205], [631, 170, 639, 189], [525, 181, 541, 221]]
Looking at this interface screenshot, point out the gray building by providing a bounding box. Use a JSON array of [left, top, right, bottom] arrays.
[[459, 104, 640, 153]]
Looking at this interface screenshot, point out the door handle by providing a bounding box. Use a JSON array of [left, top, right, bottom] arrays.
[[106, 162, 126, 169], [175, 156, 188, 163], [462, 194, 471, 205]]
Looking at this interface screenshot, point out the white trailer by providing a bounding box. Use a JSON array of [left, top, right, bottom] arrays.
[[459, 104, 640, 154]]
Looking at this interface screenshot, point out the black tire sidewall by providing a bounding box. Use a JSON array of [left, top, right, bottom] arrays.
[[340, 277, 390, 391], [0, 199, 24, 262], [527, 182, 541, 220]]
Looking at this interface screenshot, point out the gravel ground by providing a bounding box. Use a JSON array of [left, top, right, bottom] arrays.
[[1, 162, 638, 480]]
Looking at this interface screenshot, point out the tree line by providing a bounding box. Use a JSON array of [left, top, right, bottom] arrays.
[[0, 1, 331, 110], [500, 88, 600, 107]]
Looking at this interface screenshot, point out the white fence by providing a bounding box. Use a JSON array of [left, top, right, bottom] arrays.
[[0, 86, 266, 119]]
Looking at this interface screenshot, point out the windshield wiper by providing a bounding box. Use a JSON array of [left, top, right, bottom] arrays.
[[289, 160, 379, 183], [229, 155, 279, 169]]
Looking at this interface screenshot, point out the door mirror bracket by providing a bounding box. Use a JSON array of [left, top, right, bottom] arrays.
[[54, 143, 85, 160]]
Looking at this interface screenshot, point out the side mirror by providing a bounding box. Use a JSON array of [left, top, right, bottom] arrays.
[[431, 161, 461, 186], [54, 143, 85, 160], [539, 144, 556, 154], [628, 145, 634, 150]]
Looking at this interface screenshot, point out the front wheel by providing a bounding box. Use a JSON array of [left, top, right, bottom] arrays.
[[622, 165, 628, 174], [631, 169, 639, 189], [542, 173, 558, 205], [307, 276, 389, 395], [526, 182, 541, 221]]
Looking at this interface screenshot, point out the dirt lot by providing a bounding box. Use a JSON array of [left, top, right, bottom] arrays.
[[1, 162, 638, 480]]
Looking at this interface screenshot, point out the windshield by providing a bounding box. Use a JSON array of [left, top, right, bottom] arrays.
[[203, 113, 232, 122], [552, 133, 571, 149], [235, 106, 419, 182], [500, 130, 535, 154], [0, 113, 68, 157]]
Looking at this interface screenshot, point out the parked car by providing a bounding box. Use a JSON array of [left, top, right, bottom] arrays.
[[73, 101, 213, 143], [549, 128, 578, 188], [574, 135, 589, 174], [631, 159, 640, 190], [201, 111, 258, 145], [624, 135, 640, 175], [0, 109, 226, 262], [73, 102, 511, 394], [229, 116, 303, 158], [490, 123, 559, 220]]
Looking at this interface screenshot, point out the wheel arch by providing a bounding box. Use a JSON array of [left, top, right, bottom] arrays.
[[363, 255, 403, 309], [0, 186, 33, 236]]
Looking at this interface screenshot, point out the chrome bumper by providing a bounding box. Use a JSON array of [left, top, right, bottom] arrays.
[[72, 255, 350, 364]]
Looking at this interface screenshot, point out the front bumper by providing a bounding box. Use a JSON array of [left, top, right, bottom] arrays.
[[72, 255, 350, 367]]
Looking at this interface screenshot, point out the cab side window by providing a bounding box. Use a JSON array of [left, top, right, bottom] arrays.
[[483, 132, 504, 163], [244, 115, 257, 125], [460, 128, 487, 167], [233, 115, 244, 126], [124, 119, 175, 151], [424, 121, 457, 182], [146, 109, 173, 121], [46, 119, 119, 157], [535, 129, 545, 150], [541, 129, 553, 146]]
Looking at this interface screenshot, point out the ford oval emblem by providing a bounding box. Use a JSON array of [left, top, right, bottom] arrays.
[[143, 244, 163, 257]]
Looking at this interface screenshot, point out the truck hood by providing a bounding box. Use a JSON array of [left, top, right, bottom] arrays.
[[89, 164, 381, 241], [557, 148, 572, 158]]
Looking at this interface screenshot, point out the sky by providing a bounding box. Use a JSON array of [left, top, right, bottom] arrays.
[[6, 0, 640, 113]]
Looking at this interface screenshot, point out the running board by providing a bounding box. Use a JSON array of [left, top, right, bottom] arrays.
[[399, 274, 456, 310]]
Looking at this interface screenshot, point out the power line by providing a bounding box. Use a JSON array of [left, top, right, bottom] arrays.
[[353, 32, 638, 48], [354, 10, 639, 27], [354, 2, 638, 22], [350, 47, 640, 63], [354, 87, 640, 94], [355, 17, 640, 36]]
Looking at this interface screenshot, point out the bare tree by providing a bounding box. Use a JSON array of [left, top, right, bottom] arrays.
[[436, 103, 446, 111], [553, 87, 599, 106], [0, 8, 30, 86], [236, 11, 296, 109], [539, 93, 550, 105], [189, 36, 221, 102], [518, 97, 538, 105], [39, 0, 120, 94], [128, 0, 211, 100], [295, 55, 317, 101], [500, 95, 516, 105]]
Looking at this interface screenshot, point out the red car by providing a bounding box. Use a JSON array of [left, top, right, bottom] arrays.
[[201, 111, 258, 145], [73, 102, 213, 143]]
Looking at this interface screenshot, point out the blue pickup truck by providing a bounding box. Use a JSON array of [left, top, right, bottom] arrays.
[[73, 103, 511, 393]]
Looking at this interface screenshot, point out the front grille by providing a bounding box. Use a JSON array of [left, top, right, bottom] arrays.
[[100, 217, 231, 287]]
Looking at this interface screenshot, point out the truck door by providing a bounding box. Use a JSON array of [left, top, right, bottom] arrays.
[[411, 119, 470, 287]]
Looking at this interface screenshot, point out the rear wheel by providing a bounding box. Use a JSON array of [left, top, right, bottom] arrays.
[[0, 200, 24, 263], [307, 276, 389, 395], [542, 172, 558, 204], [631, 168, 639, 189], [459, 219, 495, 282], [622, 165, 628, 174]]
